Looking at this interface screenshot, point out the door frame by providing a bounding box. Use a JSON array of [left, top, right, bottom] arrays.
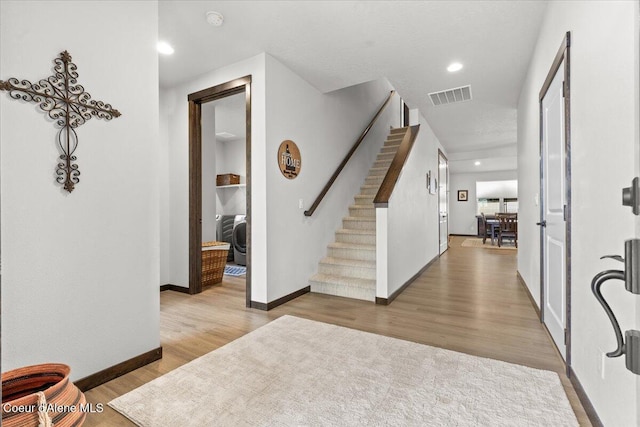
[[188, 75, 252, 307], [539, 32, 571, 371], [438, 149, 449, 254]]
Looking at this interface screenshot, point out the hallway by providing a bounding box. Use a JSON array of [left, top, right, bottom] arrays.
[[84, 236, 589, 426]]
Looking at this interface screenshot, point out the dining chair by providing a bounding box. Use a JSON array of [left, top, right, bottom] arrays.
[[481, 214, 500, 244], [481, 213, 492, 244], [497, 214, 518, 247]]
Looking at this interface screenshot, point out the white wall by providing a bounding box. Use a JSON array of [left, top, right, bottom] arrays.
[[160, 88, 172, 286], [381, 115, 444, 297], [517, 1, 638, 425], [449, 170, 518, 235], [264, 55, 400, 301], [1, 0, 160, 380], [215, 139, 246, 215], [161, 54, 267, 302]]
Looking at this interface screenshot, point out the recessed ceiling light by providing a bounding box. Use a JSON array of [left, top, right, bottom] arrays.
[[474, 161, 481, 166], [447, 62, 463, 72], [157, 41, 174, 55], [206, 11, 224, 26]]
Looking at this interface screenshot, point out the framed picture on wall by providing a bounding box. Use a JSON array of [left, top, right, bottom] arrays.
[[458, 190, 468, 201]]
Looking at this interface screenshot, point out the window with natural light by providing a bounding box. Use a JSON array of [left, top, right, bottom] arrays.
[[477, 198, 501, 215], [475, 180, 518, 215]]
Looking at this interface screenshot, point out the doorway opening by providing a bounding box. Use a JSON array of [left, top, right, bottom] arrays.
[[188, 76, 252, 307], [539, 32, 571, 370]]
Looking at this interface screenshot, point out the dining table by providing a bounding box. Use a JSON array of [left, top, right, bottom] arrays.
[[485, 218, 500, 245]]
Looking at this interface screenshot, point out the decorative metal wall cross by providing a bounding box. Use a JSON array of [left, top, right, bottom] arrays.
[[0, 50, 121, 192]]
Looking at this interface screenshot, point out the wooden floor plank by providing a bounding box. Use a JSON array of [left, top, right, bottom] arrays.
[[83, 236, 590, 426]]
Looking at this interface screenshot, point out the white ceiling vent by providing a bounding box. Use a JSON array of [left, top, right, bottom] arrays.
[[428, 85, 472, 106]]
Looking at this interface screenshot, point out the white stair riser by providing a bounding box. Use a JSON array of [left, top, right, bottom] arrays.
[[310, 281, 375, 302], [318, 263, 376, 280], [343, 218, 376, 230], [349, 206, 375, 217], [328, 246, 376, 261], [335, 232, 376, 245]]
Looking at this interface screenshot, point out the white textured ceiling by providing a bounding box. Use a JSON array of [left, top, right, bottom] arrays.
[[159, 0, 548, 160]]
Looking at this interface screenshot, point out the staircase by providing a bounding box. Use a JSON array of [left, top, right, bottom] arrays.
[[309, 127, 408, 301]]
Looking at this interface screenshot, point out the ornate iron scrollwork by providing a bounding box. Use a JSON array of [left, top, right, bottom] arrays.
[[0, 50, 121, 192]]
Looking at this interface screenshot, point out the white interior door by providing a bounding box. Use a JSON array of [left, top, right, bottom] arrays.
[[542, 62, 567, 360], [438, 152, 448, 255]]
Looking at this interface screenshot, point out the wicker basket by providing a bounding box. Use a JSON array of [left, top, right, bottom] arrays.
[[2, 363, 86, 427], [216, 174, 240, 186], [202, 241, 230, 286]]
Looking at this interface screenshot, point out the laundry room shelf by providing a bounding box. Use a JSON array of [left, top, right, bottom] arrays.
[[216, 184, 246, 189]]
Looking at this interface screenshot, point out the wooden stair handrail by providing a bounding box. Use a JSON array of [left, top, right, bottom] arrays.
[[373, 124, 421, 208], [304, 90, 396, 217]]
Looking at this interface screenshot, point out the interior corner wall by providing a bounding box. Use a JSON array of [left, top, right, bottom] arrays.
[[264, 54, 400, 302], [517, 1, 638, 425], [0, 0, 160, 380], [202, 103, 217, 241], [160, 54, 267, 302], [160, 89, 172, 286], [384, 114, 443, 297], [448, 170, 518, 236], [215, 139, 246, 216]]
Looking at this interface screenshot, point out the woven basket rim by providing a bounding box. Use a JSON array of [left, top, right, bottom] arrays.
[[2, 363, 70, 405]]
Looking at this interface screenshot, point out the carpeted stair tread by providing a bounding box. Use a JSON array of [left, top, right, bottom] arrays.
[[320, 256, 375, 267], [368, 167, 389, 175], [373, 160, 393, 168], [328, 242, 375, 251], [381, 145, 400, 153], [336, 228, 375, 235], [343, 216, 375, 222], [310, 273, 376, 289], [355, 193, 375, 200], [365, 176, 385, 185], [360, 186, 380, 195], [390, 126, 408, 134], [335, 228, 376, 245], [377, 152, 395, 160], [354, 195, 375, 204]]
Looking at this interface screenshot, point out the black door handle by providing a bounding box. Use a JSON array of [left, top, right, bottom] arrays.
[[591, 269, 626, 357], [536, 220, 547, 227]]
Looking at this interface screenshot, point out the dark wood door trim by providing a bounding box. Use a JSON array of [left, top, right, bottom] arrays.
[[538, 31, 571, 375], [188, 76, 252, 306], [403, 102, 410, 127], [188, 100, 202, 295]]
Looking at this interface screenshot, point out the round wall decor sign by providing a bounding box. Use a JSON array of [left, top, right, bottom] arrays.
[[277, 140, 301, 179]]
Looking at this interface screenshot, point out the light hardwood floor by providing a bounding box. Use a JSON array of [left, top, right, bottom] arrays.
[[84, 236, 590, 426]]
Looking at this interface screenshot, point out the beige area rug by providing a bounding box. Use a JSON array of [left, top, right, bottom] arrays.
[[110, 316, 577, 427], [462, 237, 517, 250]]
